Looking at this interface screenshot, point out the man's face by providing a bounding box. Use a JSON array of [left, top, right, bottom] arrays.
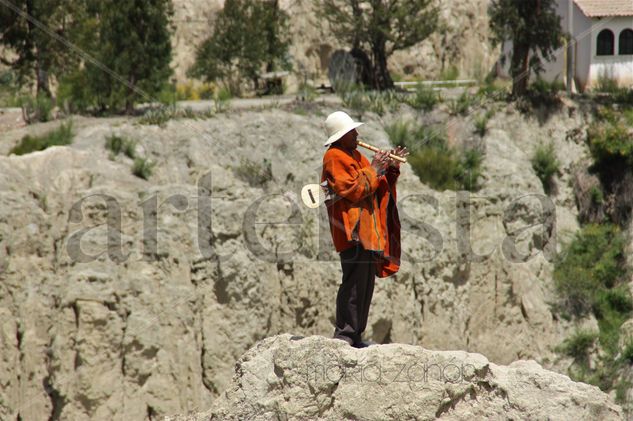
[[339, 129, 358, 150]]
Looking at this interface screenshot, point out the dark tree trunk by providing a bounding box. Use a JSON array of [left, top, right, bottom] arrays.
[[371, 39, 394, 91], [350, 47, 372, 87], [265, 0, 278, 72], [126, 75, 136, 114], [36, 58, 51, 98], [511, 43, 530, 97]]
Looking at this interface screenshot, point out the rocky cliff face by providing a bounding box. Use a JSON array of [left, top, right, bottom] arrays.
[[0, 99, 599, 420], [171, 0, 499, 84], [167, 333, 623, 420]]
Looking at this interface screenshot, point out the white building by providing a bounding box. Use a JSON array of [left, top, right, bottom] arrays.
[[497, 0, 633, 92]]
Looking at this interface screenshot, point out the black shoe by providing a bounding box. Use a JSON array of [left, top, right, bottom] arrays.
[[333, 336, 354, 346], [353, 340, 377, 348]]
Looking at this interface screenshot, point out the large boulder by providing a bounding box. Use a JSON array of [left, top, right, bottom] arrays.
[[167, 333, 623, 420]]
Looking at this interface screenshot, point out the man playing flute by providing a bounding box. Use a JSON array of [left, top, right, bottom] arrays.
[[321, 111, 407, 348]]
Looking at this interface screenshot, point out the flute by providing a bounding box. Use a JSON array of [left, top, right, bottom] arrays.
[[358, 140, 407, 163]]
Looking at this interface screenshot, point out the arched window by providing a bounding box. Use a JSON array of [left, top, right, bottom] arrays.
[[597, 29, 614, 56], [620, 29, 633, 55]]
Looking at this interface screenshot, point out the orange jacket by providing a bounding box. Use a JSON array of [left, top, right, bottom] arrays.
[[321, 145, 401, 277]]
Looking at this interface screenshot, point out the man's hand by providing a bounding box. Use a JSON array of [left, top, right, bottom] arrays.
[[371, 150, 390, 174], [387, 146, 409, 168]]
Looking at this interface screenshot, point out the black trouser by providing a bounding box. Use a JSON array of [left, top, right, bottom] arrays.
[[333, 244, 376, 346]]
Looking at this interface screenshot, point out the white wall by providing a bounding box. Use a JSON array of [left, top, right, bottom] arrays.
[[588, 16, 633, 89]]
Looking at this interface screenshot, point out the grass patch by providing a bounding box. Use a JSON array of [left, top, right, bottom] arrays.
[[385, 120, 483, 191], [557, 329, 598, 361], [214, 86, 232, 113], [455, 148, 484, 191], [621, 341, 633, 364], [132, 157, 155, 180], [531, 142, 560, 195], [234, 158, 273, 187], [476, 78, 510, 101], [596, 74, 621, 94], [474, 109, 495, 137], [105, 134, 136, 159], [448, 91, 477, 116], [139, 105, 216, 127], [335, 83, 403, 118], [553, 223, 627, 317], [403, 84, 440, 112], [9, 121, 74, 155]]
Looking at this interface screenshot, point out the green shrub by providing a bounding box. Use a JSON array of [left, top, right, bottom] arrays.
[[404, 84, 440, 112], [530, 77, 564, 96], [623, 109, 633, 126], [19, 95, 53, 123], [596, 73, 620, 94], [385, 120, 446, 152], [613, 89, 633, 106], [586, 119, 633, 170], [179, 107, 198, 119], [384, 120, 414, 148], [474, 110, 495, 137], [477, 78, 509, 101], [341, 89, 367, 118], [456, 148, 484, 191], [553, 223, 627, 316], [132, 157, 155, 180], [448, 91, 476, 116], [298, 82, 318, 102], [408, 147, 460, 191], [0, 69, 19, 107], [558, 330, 598, 361], [594, 286, 633, 356], [139, 105, 217, 126], [590, 186, 604, 205], [385, 119, 482, 191], [594, 106, 619, 123], [214, 87, 232, 113], [621, 341, 633, 364], [234, 158, 273, 187], [57, 71, 95, 114], [9, 121, 74, 155], [531, 142, 560, 194], [139, 106, 174, 126], [105, 134, 136, 159], [440, 65, 459, 81]]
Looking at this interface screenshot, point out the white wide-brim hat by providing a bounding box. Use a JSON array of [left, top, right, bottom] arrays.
[[323, 111, 364, 147]]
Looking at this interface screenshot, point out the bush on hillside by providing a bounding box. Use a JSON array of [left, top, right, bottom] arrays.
[[531, 142, 560, 194], [404, 84, 440, 112], [553, 223, 627, 317], [105, 134, 136, 159], [132, 157, 155, 180], [385, 120, 483, 191], [9, 121, 74, 155], [19, 95, 53, 123]]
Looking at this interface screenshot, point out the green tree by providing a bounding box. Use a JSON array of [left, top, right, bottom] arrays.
[[188, 0, 291, 95], [488, 0, 564, 97], [0, 0, 75, 97], [60, 0, 174, 113], [97, 0, 174, 113], [315, 0, 439, 91]]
